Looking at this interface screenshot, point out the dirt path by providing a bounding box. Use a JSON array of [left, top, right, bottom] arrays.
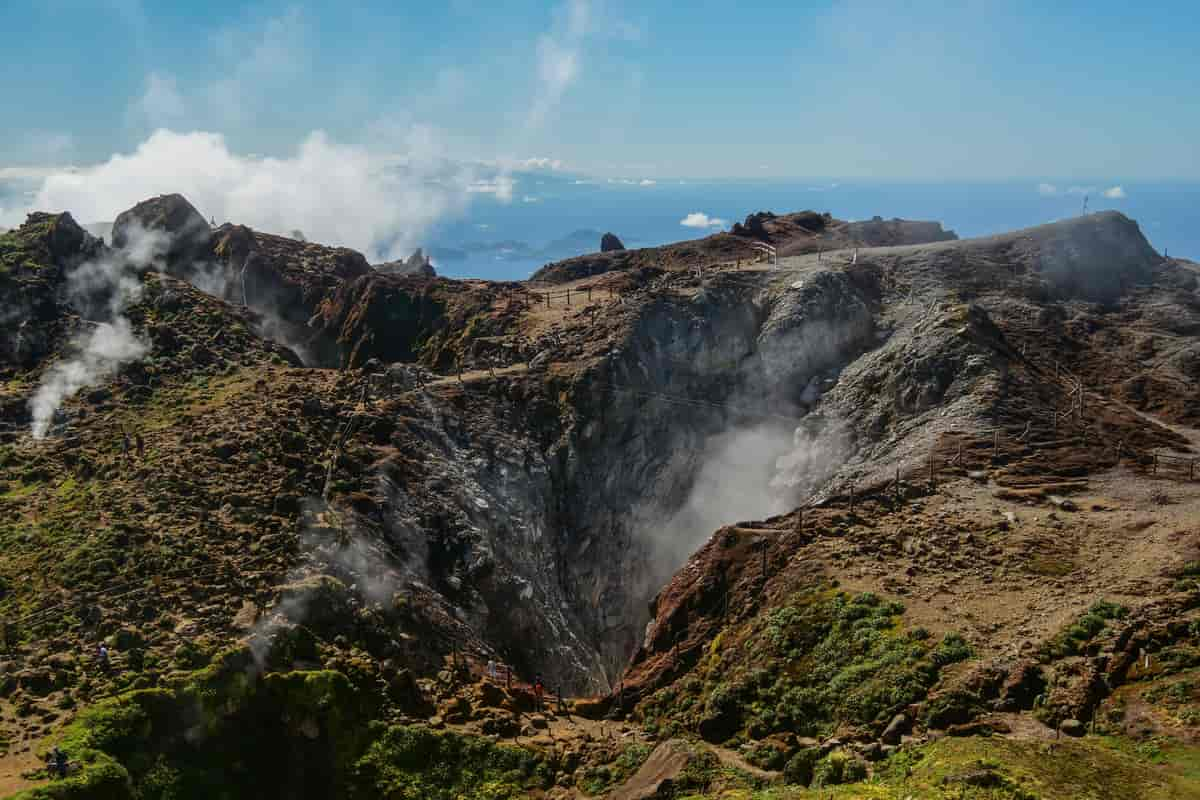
[[828, 458, 1200, 665], [0, 749, 47, 797], [705, 742, 781, 782]]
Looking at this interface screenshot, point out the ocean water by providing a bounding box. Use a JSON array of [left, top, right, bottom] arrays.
[[426, 178, 1200, 280], [5, 176, 1196, 281]]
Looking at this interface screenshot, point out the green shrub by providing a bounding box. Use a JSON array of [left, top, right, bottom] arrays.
[[812, 750, 867, 787], [640, 588, 975, 743], [783, 747, 820, 786], [353, 724, 549, 800]]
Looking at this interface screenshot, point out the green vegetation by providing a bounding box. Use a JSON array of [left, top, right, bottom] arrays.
[[6, 648, 573, 800], [352, 724, 552, 800], [0, 214, 58, 275], [671, 736, 1200, 799], [10, 651, 384, 800], [1039, 600, 1128, 661], [580, 741, 653, 795], [639, 589, 973, 744]]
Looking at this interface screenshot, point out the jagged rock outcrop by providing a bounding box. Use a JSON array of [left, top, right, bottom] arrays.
[[375, 248, 436, 278], [731, 211, 776, 239], [0, 211, 100, 368], [312, 273, 448, 367], [112, 193, 212, 266], [601, 232, 625, 252]]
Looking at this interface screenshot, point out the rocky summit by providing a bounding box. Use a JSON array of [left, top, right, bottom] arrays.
[[1, 195, 1199, 800]]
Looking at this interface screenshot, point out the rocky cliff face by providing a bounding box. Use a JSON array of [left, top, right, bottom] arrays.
[[0, 212, 101, 369], [601, 232, 625, 252], [5, 197, 1200, 799], [375, 248, 436, 278]]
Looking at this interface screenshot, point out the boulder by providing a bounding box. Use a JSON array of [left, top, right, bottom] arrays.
[[880, 712, 909, 745], [112, 194, 212, 266], [1060, 718, 1086, 737], [731, 211, 776, 239], [601, 232, 626, 252], [375, 248, 437, 278]]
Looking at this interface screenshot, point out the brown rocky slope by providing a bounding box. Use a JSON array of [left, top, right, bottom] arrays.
[[1, 198, 1198, 798]]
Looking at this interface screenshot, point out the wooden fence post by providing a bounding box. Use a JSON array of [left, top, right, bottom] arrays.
[[849, 479, 855, 515], [566, 289, 571, 306], [587, 287, 592, 301], [545, 293, 551, 309], [993, 430, 999, 461]]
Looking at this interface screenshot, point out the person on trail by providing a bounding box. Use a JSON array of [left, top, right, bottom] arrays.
[[52, 746, 68, 778], [98, 643, 110, 672], [487, 659, 497, 681], [121, 432, 130, 461], [533, 674, 545, 712]]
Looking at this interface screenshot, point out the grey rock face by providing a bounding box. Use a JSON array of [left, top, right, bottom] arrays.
[[601, 232, 625, 252]]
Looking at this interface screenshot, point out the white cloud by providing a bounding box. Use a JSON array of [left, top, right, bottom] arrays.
[[528, 0, 590, 129], [1103, 185, 1126, 199], [1038, 182, 1112, 198], [639, 179, 656, 186], [522, 195, 541, 203], [680, 212, 727, 229], [0, 165, 80, 181], [3, 128, 484, 261], [467, 175, 515, 202], [133, 71, 186, 127], [206, 9, 306, 125], [516, 157, 563, 170], [127, 10, 308, 132]]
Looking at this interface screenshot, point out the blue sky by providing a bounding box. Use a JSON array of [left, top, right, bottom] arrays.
[[2, 0, 1198, 180], [2, 0, 1200, 178]]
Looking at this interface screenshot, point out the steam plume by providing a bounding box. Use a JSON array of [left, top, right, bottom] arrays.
[[29, 224, 167, 438]]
